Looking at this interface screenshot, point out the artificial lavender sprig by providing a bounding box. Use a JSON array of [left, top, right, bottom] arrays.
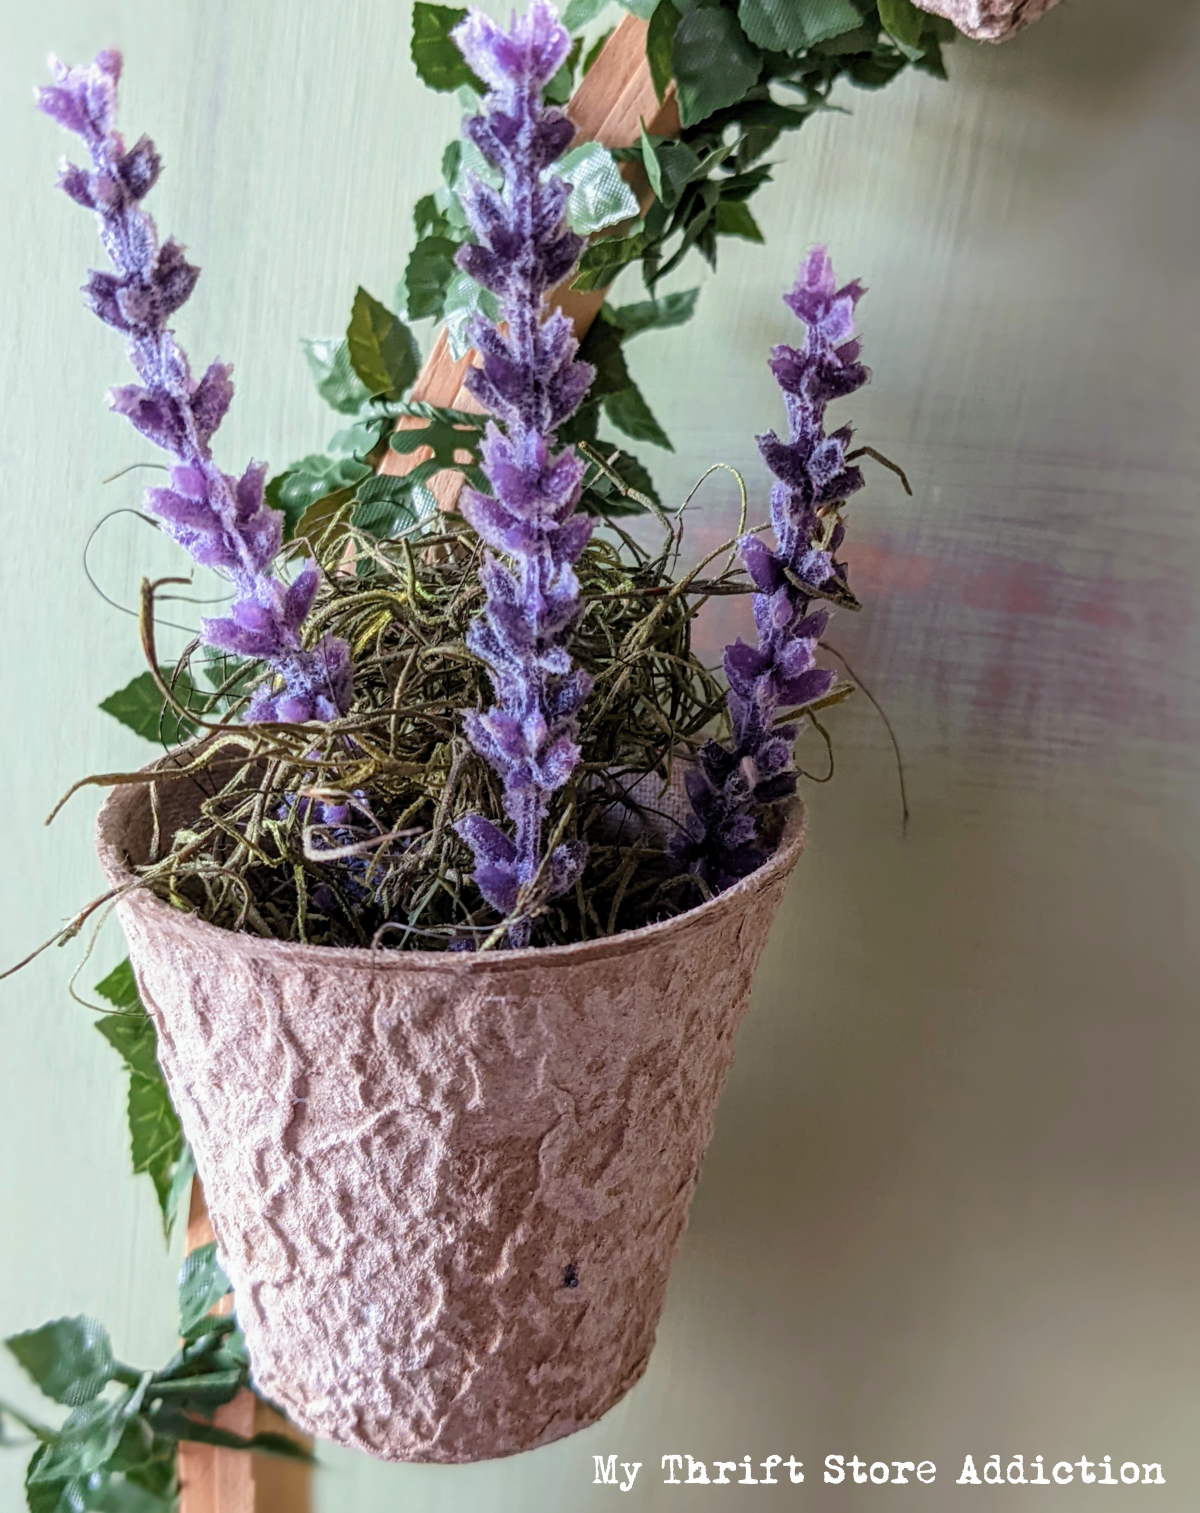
[[447, 1, 597, 946], [675, 248, 870, 891], [37, 51, 351, 724]]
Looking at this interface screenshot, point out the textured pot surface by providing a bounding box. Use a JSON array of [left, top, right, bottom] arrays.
[[96, 768, 805, 1463], [913, 0, 1060, 41]]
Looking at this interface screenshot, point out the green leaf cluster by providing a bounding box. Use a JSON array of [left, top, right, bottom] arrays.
[[265, 288, 435, 548], [93, 962, 192, 1241], [567, 0, 955, 294], [1, 1254, 309, 1513]]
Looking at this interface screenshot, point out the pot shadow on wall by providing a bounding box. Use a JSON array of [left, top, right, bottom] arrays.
[[656, 748, 1200, 1463]]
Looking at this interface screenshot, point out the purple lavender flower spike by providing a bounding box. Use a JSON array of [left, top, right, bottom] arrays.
[[448, 1, 596, 946], [37, 52, 351, 726], [675, 248, 871, 892]]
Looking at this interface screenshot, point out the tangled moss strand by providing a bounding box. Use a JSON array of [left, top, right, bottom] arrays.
[[138, 507, 743, 950]]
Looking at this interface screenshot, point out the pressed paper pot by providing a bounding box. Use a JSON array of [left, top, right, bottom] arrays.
[[96, 762, 806, 1464]]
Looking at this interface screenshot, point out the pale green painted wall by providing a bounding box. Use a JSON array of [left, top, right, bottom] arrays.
[[3, 1, 1200, 1508]]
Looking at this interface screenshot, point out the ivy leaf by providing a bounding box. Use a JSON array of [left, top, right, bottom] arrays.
[[349, 474, 423, 541], [562, 0, 609, 28], [606, 287, 698, 338], [715, 199, 764, 241], [571, 227, 646, 293], [24, 1462, 90, 1513], [603, 383, 673, 449], [878, 0, 927, 55], [405, 235, 461, 321], [544, 37, 582, 104], [99, 670, 200, 747], [300, 338, 371, 415], [583, 26, 614, 73], [95, 992, 186, 1240], [738, 0, 860, 53], [672, 7, 761, 128], [556, 142, 639, 236], [346, 288, 420, 401], [178, 1245, 232, 1342], [28, 1393, 143, 1486], [646, 0, 679, 102], [411, 3, 484, 93], [88, 1481, 176, 1512], [577, 310, 632, 399], [94, 959, 139, 1011], [6, 1319, 116, 1407], [265, 454, 372, 543]]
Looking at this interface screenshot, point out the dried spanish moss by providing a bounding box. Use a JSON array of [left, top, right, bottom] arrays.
[[127, 494, 756, 950]]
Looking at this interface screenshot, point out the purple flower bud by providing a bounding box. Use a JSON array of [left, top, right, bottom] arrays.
[[39, 51, 352, 727], [447, 3, 596, 944], [677, 250, 870, 893]]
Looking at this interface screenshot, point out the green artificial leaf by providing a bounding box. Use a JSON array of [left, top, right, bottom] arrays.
[[442, 270, 501, 360], [577, 310, 632, 399], [94, 959, 140, 1012], [738, 0, 860, 53], [149, 1414, 312, 1462], [24, 1449, 89, 1513], [563, 0, 609, 29], [89, 1480, 176, 1512], [346, 288, 420, 400], [265, 454, 372, 542], [715, 198, 764, 241], [603, 382, 673, 449], [646, 0, 679, 101], [29, 1393, 143, 1486], [384, 404, 489, 524], [616, 0, 657, 17], [411, 3, 484, 92], [571, 227, 646, 293], [557, 142, 640, 236], [99, 670, 200, 747], [349, 474, 423, 541], [672, 7, 761, 127], [878, 0, 926, 53], [639, 132, 710, 211], [405, 236, 460, 322], [178, 1245, 232, 1341], [413, 191, 451, 240], [582, 26, 614, 73], [606, 287, 699, 337], [164, 1143, 196, 1239], [544, 37, 582, 104], [6, 1319, 115, 1407], [95, 999, 186, 1238], [577, 439, 660, 516], [301, 338, 371, 415]]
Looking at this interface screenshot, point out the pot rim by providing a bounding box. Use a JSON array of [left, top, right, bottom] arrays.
[[95, 761, 805, 975]]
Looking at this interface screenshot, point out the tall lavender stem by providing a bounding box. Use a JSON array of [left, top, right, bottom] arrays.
[[37, 51, 351, 724], [675, 248, 870, 890], [448, 2, 596, 946]]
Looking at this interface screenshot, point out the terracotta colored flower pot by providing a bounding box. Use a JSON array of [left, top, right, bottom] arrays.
[[96, 762, 806, 1463]]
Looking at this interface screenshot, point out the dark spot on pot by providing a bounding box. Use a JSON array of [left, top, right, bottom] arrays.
[[563, 1263, 578, 1289]]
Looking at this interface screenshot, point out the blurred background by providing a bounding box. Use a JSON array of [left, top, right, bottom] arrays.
[[1, 0, 1198, 1506]]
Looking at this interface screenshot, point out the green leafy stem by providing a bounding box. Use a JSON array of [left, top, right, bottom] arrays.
[[1, 1249, 309, 1513]]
